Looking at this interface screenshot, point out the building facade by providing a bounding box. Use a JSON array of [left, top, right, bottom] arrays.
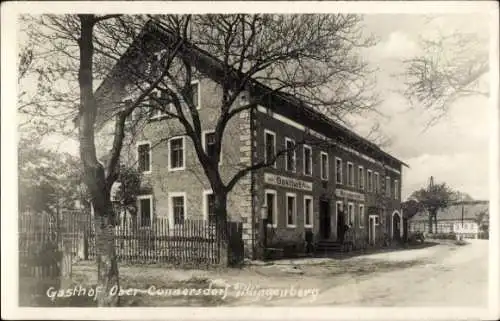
[[95, 23, 407, 259], [408, 201, 488, 239]]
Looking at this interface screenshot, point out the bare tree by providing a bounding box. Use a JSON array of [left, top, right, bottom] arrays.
[[95, 14, 379, 250], [20, 14, 378, 305], [401, 19, 489, 127]]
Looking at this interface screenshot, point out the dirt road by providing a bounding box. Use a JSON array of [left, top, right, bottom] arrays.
[[239, 240, 489, 307]]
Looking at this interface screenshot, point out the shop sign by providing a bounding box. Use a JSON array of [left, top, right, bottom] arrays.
[[264, 173, 313, 192]]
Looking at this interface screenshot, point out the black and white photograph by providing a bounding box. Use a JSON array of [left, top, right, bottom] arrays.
[[1, 1, 499, 320]]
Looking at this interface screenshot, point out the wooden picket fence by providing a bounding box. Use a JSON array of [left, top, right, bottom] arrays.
[[18, 212, 61, 278], [19, 210, 244, 267], [87, 218, 243, 265]]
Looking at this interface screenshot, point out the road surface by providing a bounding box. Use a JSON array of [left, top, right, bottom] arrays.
[[225, 240, 489, 307]]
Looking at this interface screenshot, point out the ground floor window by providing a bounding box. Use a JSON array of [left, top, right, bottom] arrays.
[[286, 193, 297, 227], [359, 204, 365, 228], [265, 189, 278, 227], [304, 195, 313, 228], [137, 195, 152, 227], [347, 202, 354, 226], [169, 193, 186, 225], [203, 190, 216, 223]]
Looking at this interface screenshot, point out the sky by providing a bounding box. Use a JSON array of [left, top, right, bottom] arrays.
[[32, 12, 493, 202], [359, 13, 491, 200]]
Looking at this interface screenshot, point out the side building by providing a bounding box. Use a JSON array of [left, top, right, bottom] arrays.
[[95, 22, 408, 259], [408, 201, 489, 239]]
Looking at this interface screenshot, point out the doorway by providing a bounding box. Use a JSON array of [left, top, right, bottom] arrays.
[[319, 200, 331, 239], [392, 211, 401, 240], [368, 215, 377, 245]]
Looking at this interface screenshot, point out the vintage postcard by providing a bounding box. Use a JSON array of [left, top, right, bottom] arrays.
[[1, 1, 498, 320]]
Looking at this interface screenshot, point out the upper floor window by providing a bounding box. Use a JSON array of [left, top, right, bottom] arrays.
[[335, 157, 343, 184], [285, 138, 296, 172], [367, 170, 373, 192], [347, 162, 354, 186], [137, 142, 151, 173], [149, 89, 171, 119], [303, 145, 312, 176], [320, 152, 329, 180], [374, 172, 380, 193], [386, 176, 391, 197], [394, 179, 399, 200], [358, 166, 364, 190], [203, 131, 217, 163], [190, 81, 200, 109], [169, 137, 185, 171], [264, 130, 276, 168]]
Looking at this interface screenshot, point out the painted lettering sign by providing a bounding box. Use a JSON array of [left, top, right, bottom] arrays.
[[335, 188, 365, 202], [264, 173, 313, 192]]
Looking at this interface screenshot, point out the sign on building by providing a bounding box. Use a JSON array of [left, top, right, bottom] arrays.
[[335, 188, 365, 202], [264, 173, 313, 192]]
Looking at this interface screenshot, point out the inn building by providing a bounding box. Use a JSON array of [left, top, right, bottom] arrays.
[[95, 22, 408, 258]]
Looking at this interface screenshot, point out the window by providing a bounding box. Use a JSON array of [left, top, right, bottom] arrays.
[[169, 193, 186, 226], [367, 170, 373, 192], [304, 196, 313, 228], [203, 190, 216, 223], [348, 203, 354, 226], [168, 137, 185, 170], [286, 193, 297, 227], [320, 152, 329, 180], [190, 81, 200, 109], [386, 176, 391, 197], [394, 179, 399, 200], [336, 201, 343, 225], [358, 166, 364, 190], [137, 142, 151, 173], [303, 145, 312, 176], [347, 162, 354, 186], [137, 195, 152, 227], [265, 190, 277, 227], [359, 204, 365, 228], [264, 130, 276, 168], [149, 89, 172, 119], [203, 131, 217, 163], [335, 157, 343, 184], [285, 138, 296, 172], [374, 172, 380, 193]]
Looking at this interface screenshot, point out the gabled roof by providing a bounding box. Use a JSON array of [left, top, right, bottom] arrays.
[[94, 20, 408, 169], [409, 201, 489, 222]]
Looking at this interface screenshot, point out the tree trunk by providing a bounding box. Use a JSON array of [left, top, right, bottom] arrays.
[[213, 191, 229, 266], [94, 213, 119, 306], [428, 213, 433, 234], [77, 15, 119, 307]]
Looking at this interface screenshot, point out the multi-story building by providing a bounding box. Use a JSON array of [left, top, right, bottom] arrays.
[[95, 22, 407, 259]]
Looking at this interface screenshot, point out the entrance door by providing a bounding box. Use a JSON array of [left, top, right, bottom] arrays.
[[393, 213, 401, 240], [319, 200, 330, 239], [368, 216, 376, 245]]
